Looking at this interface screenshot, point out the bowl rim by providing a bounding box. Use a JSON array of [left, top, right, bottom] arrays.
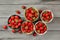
[[8, 15, 22, 29], [24, 7, 39, 22], [34, 21, 48, 35], [21, 21, 34, 35], [40, 10, 54, 23]]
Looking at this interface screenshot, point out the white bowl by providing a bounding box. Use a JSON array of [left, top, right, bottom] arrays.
[[40, 10, 54, 23], [34, 21, 48, 35], [24, 7, 39, 22], [21, 21, 34, 35]]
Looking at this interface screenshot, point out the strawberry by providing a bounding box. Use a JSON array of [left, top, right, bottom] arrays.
[[12, 29, 16, 33], [18, 19, 22, 23], [11, 16, 15, 20], [22, 5, 26, 9], [33, 32, 37, 36], [15, 16, 19, 19], [3, 25, 7, 29], [16, 10, 20, 14]]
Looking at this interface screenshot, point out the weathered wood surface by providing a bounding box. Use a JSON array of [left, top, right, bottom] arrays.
[[0, 0, 60, 40], [0, 5, 60, 17], [0, 0, 60, 5], [0, 30, 60, 40]]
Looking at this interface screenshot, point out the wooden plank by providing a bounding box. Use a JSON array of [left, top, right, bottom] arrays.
[[0, 0, 40, 5], [0, 5, 60, 17], [0, 30, 60, 40], [0, 0, 60, 5], [40, 1, 60, 5], [0, 17, 60, 30]]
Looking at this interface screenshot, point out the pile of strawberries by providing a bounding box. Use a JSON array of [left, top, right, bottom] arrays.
[[25, 7, 39, 22], [21, 21, 34, 34], [8, 15, 23, 29], [35, 21, 47, 35], [41, 10, 53, 23], [3, 6, 53, 36]]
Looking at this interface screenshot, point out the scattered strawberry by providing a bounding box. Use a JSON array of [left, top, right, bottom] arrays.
[[12, 29, 16, 33], [16, 10, 21, 14], [18, 29, 22, 33], [3, 25, 7, 30], [33, 32, 37, 36], [22, 5, 26, 9]]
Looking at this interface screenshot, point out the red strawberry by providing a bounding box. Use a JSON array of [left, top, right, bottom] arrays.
[[15, 25, 19, 28], [18, 19, 22, 23], [40, 30, 44, 34], [22, 5, 26, 9], [11, 16, 15, 20], [12, 29, 16, 33], [44, 27, 47, 32], [40, 27, 43, 30], [8, 19, 12, 23], [33, 32, 37, 36], [50, 15, 52, 19], [3, 25, 7, 29], [16, 10, 21, 14], [18, 23, 21, 26], [8, 24, 11, 26], [15, 16, 19, 19]]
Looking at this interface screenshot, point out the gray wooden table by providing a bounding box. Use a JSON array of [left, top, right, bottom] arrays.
[[0, 0, 60, 40]]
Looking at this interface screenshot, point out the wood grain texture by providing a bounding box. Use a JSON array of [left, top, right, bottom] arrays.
[[0, 0, 60, 5], [0, 5, 60, 17], [0, 0, 60, 40], [0, 0, 41, 5], [0, 30, 60, 40]]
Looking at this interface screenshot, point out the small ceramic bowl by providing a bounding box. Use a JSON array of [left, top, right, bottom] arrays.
[[8, 15, 23, 29], [24, 7, 39, 22], [34, 21, 47, 35], [21, 21, 34, 34], [40, 10, 54, 23]]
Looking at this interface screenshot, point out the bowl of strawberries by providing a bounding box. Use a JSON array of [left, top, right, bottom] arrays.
[[8, 15, 23, 29], [21, 21, 34, 34], [34, 21, 47, 35], [40, 10, 54, 23], [25, 7, 39, 22]]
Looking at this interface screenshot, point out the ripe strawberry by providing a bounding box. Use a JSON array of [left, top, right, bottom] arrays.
[[18, 23, 21, 26], [18, 19, 22, 23], [8, 24, 11, 27], [8, 19, 12, 23], [15, 16, 19, 19], [40, 30, 44, 34], [11, 16, 15, 20], [33, 32, 37, 36], [12, 29, 16, 33], [15, 25, 19, 28], [22, 5, 26, 9], [3, 25, 7, 29], [16, 10, 20, 14], [40, 27, 43, 30]]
